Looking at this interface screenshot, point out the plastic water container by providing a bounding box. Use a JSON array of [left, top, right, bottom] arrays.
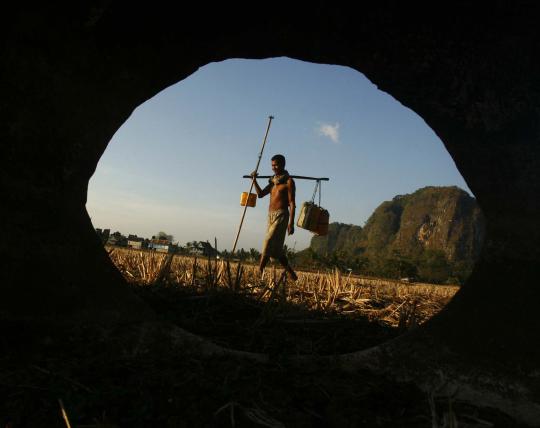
[[297, 202, 320, 231], [297, 202, 329, 235], [240, 192, 257, 207]]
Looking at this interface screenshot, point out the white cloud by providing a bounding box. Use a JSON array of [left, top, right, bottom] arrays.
[[316, 122, 340, 144]]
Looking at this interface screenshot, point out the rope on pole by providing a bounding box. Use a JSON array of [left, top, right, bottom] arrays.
[[231, 115, 274, 254]]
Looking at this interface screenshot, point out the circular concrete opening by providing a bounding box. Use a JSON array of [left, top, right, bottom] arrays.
[[86, 57, 484, 354], [3, 3, 540, 369], [4, 6, 540, 425]]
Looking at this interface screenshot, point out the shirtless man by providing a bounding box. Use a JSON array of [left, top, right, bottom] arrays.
[[251, 154, 298, 281]]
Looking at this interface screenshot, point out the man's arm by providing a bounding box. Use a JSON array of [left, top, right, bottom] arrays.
[[287, 178, 296, 235], [251, 172, 272, 198]]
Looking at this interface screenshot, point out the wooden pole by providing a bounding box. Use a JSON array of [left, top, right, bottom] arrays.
[[231, 116, 274, 254], [243, 175, 329, 181]]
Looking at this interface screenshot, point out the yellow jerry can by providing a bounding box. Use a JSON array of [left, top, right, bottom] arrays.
[[240, 192, 257, 207]]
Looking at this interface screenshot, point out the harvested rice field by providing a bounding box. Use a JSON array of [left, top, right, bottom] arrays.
[[109, 247, 458, 355]]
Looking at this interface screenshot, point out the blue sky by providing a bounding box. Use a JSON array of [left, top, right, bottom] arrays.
[[86, 57, 471, 251]]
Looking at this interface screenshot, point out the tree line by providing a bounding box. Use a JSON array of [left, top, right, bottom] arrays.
[[294, 248, 473, 285]]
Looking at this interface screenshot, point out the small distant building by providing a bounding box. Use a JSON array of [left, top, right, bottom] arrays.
[[149, 239, 172, 253], [107, 231, 127, 247], [127, 234, 145, 249]]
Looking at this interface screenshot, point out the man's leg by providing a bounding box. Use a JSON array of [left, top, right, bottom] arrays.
[[259, 254, 270, 277], [278, 255, 298, 281]]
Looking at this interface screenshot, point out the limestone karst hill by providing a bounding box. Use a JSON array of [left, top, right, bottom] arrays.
[[306, 186, 485, 283]]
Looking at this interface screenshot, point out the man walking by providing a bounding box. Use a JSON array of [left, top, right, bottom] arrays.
[[251, 154, 298, 281]]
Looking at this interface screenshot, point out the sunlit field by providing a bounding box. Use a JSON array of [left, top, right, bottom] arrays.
[[108, 247, 458, 333]]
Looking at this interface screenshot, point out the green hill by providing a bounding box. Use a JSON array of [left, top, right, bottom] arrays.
[[310, 222, 364, 255], [298, 186, 485, 284]]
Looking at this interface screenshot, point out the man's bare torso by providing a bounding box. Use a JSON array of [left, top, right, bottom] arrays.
[[269, 180, 292, 211]]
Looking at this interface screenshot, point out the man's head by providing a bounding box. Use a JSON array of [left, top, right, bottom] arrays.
[[271, 154, 286, 175]]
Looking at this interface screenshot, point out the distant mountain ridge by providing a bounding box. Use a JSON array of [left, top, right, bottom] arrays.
[[306, 186, 485, 283]]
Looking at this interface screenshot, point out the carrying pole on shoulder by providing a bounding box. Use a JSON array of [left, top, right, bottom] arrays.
[[242, 175, 329, 181], [231, 115, 274, 254]]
